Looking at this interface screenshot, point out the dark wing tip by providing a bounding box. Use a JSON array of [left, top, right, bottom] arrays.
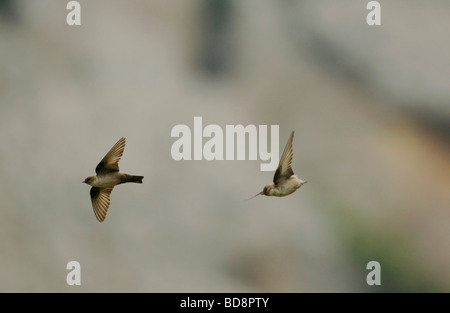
[[90, 187, 113, 223], [95, 137, 127, 175], [273, 130, 295, 184]]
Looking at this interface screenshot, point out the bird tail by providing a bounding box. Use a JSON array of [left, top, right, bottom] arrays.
[[125, 175, 144, 184]]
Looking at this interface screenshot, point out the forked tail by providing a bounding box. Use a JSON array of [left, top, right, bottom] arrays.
[[126, 175, 144, 184]]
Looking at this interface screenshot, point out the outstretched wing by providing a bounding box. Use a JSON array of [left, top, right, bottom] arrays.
[[273, 131, 295, 185], [90, 187, 114, 222], [95, 137, 126, 175]]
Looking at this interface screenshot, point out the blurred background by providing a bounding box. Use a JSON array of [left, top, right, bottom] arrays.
[[0, 0, 449, 292]]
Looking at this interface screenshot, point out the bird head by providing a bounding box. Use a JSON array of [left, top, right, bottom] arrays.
[[262, 185, 272, 195], [83, 176, 95, 185]]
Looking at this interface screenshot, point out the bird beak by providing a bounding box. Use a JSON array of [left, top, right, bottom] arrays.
[[245, 191, 263, 201]]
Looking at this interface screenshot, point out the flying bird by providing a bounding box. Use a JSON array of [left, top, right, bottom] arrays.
[[83, 137, 143, 222], [248, 130, 306, 199]]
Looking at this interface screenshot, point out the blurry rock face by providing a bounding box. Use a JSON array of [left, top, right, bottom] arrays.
[[283, 1, 450, 117], [0, 0, 448, 292], [0, 0, 16, 20]]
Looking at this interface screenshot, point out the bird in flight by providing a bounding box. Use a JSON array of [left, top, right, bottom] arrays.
[[248, 130, 307, 199], [83, 137, 143, 222]]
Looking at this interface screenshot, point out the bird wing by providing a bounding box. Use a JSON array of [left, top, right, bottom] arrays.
[[90, 187, 114, 222], [95, 137, 126, 175], [273, 131, 295, 185]]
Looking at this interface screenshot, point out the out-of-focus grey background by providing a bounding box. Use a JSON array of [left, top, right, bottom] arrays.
[[0, 0, 449, 292]]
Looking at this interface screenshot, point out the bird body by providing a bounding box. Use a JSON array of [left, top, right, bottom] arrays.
[[248, 130, 306, 199], [262, 175, 305, 197], [83, 137, 143, 222], [84, 173, 143, 188]]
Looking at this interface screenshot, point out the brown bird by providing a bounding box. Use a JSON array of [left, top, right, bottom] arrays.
[[83, 137, 143, 222], [248, 130, 306, 199]]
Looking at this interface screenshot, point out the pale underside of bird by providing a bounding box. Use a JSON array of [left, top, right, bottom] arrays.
[[83, 137, 143, 222], [248, 130, 307, 200]]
